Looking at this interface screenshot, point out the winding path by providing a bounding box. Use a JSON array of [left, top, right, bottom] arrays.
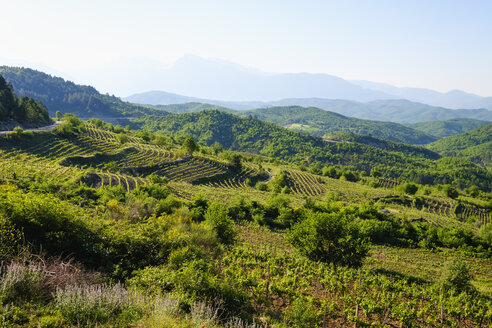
[[0, 121, 62, 135]]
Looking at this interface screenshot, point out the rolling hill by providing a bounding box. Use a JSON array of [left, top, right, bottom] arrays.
[[126, 91, 492, 123], [0, 66, 164, 120], [134, 109, 492, 190], [407, 118, 490, 139], [427, 123, 492, 168], [237, 106, 437, 144]]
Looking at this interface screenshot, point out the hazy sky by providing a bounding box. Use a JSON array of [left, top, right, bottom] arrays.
[[1, 0, 491, 96]]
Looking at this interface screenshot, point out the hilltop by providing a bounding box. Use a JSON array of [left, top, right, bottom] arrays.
[[0, 66, 165, 120]]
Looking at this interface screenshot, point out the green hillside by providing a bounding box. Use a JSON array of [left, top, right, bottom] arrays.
[[239, 106, 436, 144], [153, 102, 237, 114], [0, 117, 491, 327], [428, 123, 492, 168], [134, 109, 492, 191], [0, 74, 50, 127], [407, 118, 490, 138], [0, 66, 164, 119]]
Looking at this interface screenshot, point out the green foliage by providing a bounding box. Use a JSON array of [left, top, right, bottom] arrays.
[[440, 259, 473, 293], [182, 136, 199, 155], [204, 202, 236, 245], [0, 67, 160, 118], [136, 109, 492, 191], [284, 298, 319, 327], [0, 73, 50, 125], [478, 223, 492, 246], [0, 185, 100, 264], [443, 185, 459, 199], [428, 123, 492, 168], [408, 118, 490, 139], [288, 211, 368, 267], [116, 132, 128, 144], [0, 217, 24, 261], [399, 182, 419, 195]]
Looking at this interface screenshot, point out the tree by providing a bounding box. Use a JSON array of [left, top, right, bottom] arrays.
[[228, 153, 242, 171], [117, 133, 128, 144], [204, 202, 236, 245], [56, 110, 62, 120], [400, 182, 419, 195], [211, 141, 223, 155], [443, 185, 459, 199], [440, 259, 473, 292], [288, 211, 368, 267], [182, 136, 199, 156]]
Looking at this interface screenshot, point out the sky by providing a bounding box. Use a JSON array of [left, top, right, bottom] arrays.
[[1, 0, 491, 97]]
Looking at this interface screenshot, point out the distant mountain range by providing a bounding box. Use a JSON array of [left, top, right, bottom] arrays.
[[126, 91, 492, 123], [118, 55, 492, 110]]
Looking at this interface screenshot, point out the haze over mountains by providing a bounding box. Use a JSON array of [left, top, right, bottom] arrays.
[[117, 55, 492, 110]]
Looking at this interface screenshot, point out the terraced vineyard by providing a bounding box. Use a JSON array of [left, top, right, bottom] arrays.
[[198, 166, 262, 189], [285, 170, 326, 196], [456, 203, 492, 226], [375, 178, 400, 189]]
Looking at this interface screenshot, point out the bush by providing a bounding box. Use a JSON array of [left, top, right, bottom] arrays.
[[0, 217, 24, 261], [478, 223, 492, 247], [0, 262, 42, 304], [288, 211, 368, 267], [440, 259, 473, 293], [204, 202, 236, 245], [400, 182, 419, 195], [284, 298, 319, 327], [256, 182, 268, 191], [443, 185, 459, 199]]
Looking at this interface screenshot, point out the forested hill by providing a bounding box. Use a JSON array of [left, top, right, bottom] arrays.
[[135, 109, 492, 190], [0, 67, 165, 118], [238, 106, 437, 144], [0, 74, 50, 127], [153, 102, 237, 114], [427, 123, 492, 168], [406, 118, 490, 139]]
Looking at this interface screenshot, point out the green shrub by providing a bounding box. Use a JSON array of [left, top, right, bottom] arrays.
[[256, 182, 268, 191], [0, 217, 24, 261], [288, 211, 368, 267], [204, 202, 236, 245], [478, 223, 492, 247], [440, 259, 473, 293], [284, 298, 319, 327], [399, 182, 419, 195]]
